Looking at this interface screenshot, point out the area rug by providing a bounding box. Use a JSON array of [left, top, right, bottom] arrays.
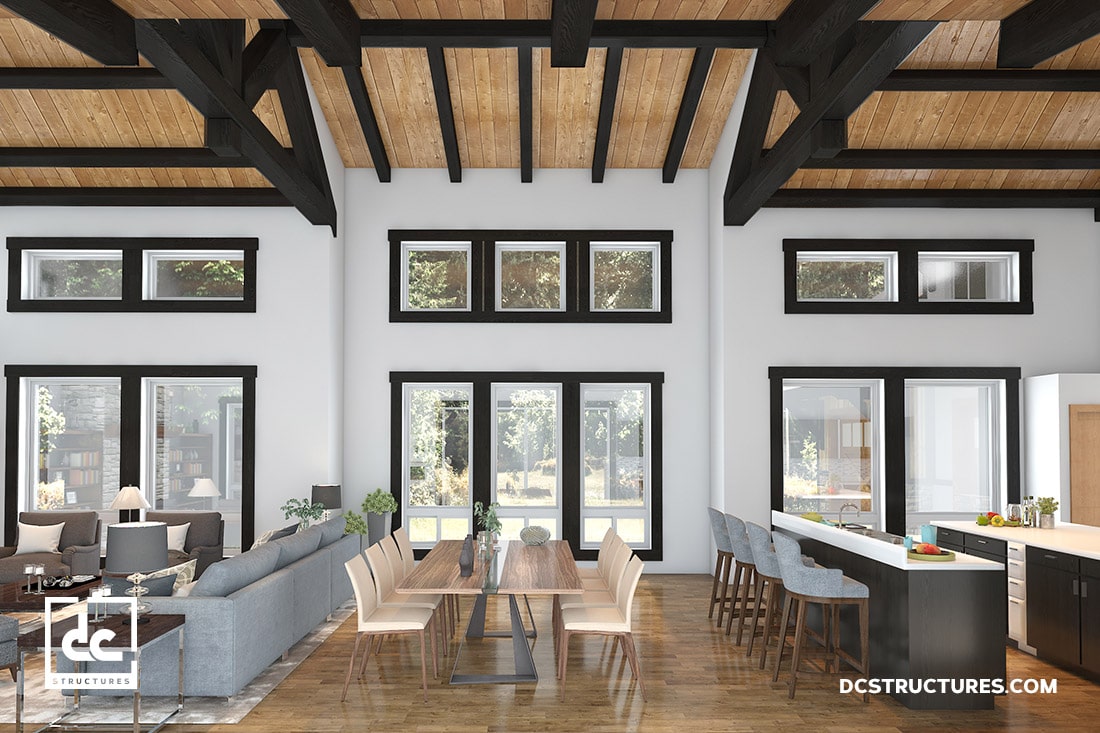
[[0, 602, 354, 725]]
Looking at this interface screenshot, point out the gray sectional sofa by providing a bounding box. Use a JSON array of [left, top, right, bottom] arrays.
[[81, 515, 359, 698]]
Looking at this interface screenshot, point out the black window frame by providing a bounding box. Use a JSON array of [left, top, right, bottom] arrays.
[[390, 229, 672, 323], [4, 364, 257, 549], [783, 239, 1034, 315], [769, 365, 1021, 537], [389, 370, 664, 561], [7, 237, 258, 313]]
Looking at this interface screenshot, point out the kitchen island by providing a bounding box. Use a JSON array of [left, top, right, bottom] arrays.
[[772, 511, 1006, 710]]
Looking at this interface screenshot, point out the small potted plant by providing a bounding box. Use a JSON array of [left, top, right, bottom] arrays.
[[342, 509, 368, 549], [1036, 497, 1059, 529], [363, 488, 398, 547], [280, 497, 325, 529], [474, 501, 502, 549]]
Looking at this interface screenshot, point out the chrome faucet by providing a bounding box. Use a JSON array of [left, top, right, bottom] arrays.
[[838, 502, 860, 528]]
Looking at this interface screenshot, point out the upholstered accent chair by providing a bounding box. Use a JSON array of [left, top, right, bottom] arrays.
[[145, 511, 224, 578], [0, 510, 101, 584]]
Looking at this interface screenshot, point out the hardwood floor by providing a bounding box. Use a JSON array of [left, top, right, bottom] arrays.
[[9, 574, 1098, 732]]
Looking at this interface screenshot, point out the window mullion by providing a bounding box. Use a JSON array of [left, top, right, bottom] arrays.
[[896, 248, 918, 305], [561, 381, 581, 550], [883, 376, 907, 536], [471, 381, 492, 511]]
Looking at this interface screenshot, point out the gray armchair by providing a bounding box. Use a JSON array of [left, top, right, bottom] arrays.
[[146, 511, 224, 578], [0, 614, 16, 681], [0, 510, 101, 583]]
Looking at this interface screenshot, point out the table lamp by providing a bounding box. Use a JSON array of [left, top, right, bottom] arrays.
[[188, 478, 220, 510], [109, 485, 150, 524], [105, 521, 168, 619], [312, 484, 342, 521]]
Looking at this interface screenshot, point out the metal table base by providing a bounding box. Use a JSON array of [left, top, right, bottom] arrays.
[[449, 594, 538, 684]]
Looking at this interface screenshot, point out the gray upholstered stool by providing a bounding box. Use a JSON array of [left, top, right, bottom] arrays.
[[771, 532, 870, 701], [707, 508, 735, 626], [0, 613, 17, 682], [722, 514, 757, 644], [744, 522, 786, 666]]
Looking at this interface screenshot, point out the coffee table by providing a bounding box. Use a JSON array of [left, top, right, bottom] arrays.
[[0, 577, 102, 612]]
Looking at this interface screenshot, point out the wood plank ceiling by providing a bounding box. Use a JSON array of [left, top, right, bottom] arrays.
[[0, 0, 1098, 229]]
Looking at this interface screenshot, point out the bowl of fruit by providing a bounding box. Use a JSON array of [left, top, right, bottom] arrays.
[[976, 511, 1020, 527], [907, 542, 955, 561]]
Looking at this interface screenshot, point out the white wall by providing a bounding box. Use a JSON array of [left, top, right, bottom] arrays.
[[342, 167, 712, 572], [716, 207, 1100, 529]]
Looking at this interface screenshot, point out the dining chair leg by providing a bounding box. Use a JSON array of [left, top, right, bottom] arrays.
[[559, 630, 572, 699], [746, 573, 766, 658], [340, 632, 363, 702], [758, 581, 779, 670], [429, 616, 439, 679], [417, 629, 429, 703], [358, 633, 375, 680], [788, 597, 808, 700], [621, 632, 648, 702], [773, 595, 793, 683]]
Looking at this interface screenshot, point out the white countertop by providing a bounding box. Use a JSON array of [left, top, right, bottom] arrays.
[[934, 520, 1100, 562], [772, 511, 1004, 571]]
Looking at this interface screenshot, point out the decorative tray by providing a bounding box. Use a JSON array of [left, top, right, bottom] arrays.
[[907, 549, 956, 562]]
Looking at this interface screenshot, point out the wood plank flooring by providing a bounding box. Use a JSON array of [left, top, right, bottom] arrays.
[[5, 574, 1096, 732]]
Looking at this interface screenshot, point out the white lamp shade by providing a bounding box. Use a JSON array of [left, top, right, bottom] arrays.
[[188, 478, 220, 498], [109, 485, 151, 511]]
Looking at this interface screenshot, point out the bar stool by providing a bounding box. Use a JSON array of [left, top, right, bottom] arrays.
[[744, 521, 785, 667], [771, 532, 870, 701], [723, 514, 756, 644], [707, 508, 735, 626]]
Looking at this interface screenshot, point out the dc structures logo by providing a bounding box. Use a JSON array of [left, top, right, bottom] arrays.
[[44, 597, 138, 690]]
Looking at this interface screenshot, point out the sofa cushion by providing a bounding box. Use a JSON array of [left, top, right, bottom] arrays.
[[19, 510, 99, 548], [317, 516, 346, 547], [167, 523, 190, 552], [190, 543, 280, 598], [16, 521, 64, 554], [271, 526, 322, 569]]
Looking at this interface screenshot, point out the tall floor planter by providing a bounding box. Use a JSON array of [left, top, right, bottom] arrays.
[[367, 511, 392, 547]]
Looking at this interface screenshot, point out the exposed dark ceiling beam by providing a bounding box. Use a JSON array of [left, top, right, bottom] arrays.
[[766, 188, 1100, 208], [0, 147, 272, 167], [997, 0, 1100, 68], [724, 54, 781, 203], [0, 187, 289, 207], [136, 19, 337, 231], [879, 69, 1100, 92], [550, 0, 598, 67], [662, 47, 714, 184], [342, 66, 391, 183], [0, 67, 171, 89], [770, 0, 881, 67], [0, 0, 136, 66], [796, 148, 1100, 169], [591, 46, 623, 183], [518, 47, 533, 182], [283, 19, 770, 49], [276, 40, 334, 208], [426, 46, 462, 183], [274, 0, 361, 66], [725, 21, 936, 225], [242, 27, 291, 107]]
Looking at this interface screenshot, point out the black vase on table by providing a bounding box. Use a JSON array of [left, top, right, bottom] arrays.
[[459, 534, 475, 577]]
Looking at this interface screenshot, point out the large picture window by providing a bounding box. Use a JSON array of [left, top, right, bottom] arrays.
[[770, 366, 1020, 536], [5, 365, 256, 551], [783, 239, 1033, 314], [390, 230, 672, 323], [7, 237, 257, 313], [392, 371, 663, 560]]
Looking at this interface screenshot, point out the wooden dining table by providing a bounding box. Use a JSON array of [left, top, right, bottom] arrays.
[[397, 538, 583, 684]]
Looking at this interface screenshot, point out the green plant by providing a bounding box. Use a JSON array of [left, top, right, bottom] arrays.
[[363, 488, 398, 516], [474, 501, 502, 534], [281, 497, 325, 524], [1036, 496, 1059, 515], [343, 509, 368, 535]]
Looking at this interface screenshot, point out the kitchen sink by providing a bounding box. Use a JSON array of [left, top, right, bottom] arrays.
[[843, 526, 906, 545]]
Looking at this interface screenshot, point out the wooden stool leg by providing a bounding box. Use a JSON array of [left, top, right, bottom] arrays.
[[859, 597, 870, 703], [709, 553, 723, 618], [746, 573, 766, 658], [773, 594, 793, 683], [716, 554, 733, 628], [788, 596, 808, 700], [759, 581, 779, 670], [735, 567, 754, 646]]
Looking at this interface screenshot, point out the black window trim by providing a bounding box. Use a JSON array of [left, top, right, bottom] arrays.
[[4, 364, 257, 549], [783, 238, 1034, 315], [768, 365, 1021, 537], [390, 229, 673, 323], [389, 370, 664, 562], [7, 237, 258, 313]]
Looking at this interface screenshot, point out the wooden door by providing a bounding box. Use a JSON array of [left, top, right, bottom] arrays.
[[1069, 405, 1100, 527]]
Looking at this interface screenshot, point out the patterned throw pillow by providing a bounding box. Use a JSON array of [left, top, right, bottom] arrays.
[[137, 559, 197, 594]]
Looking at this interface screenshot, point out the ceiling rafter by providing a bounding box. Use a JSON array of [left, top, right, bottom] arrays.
[[0, 188, 288, 206], [0, 67, 171, 88], [724, 53, 781, 205], [0, 0, 136, 66], [550, 0, 597, 67], [795, 149, 1100, 170], [591, 47, 623, 184], [770, 0, 880, 68], [136, 18, 337, 232], [0, 147, 275, 167], [274, 0, 360, 67], [518, 47, 533, 183], [662, 47, 715, 184], [767, 189, 1100, 209], [276, 38, 334, 210], [426, 46, 461, 184], [997, 0, 1100, 69], [725, 20, 937, 226], [342, 66, 390, 183], [879, 69, 1100, 92]]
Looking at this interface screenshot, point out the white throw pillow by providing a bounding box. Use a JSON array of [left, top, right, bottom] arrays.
[[167, 523, 190, 553], [15, 521, 65, 555], [250, 527, 279, 549], [173, 580, 198, 597]]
